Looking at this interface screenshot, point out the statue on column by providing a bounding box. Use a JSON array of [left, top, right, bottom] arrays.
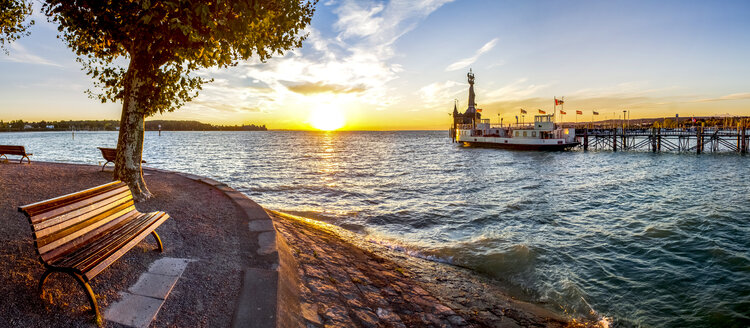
[[467, 69, 477, 115]]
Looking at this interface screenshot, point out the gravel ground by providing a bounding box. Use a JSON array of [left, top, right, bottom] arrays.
[[0, 161, 254, 327]]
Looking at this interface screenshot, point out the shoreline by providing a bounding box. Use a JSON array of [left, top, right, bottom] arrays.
[[269, 210, 594, 327], [1, 160, 597, 327]]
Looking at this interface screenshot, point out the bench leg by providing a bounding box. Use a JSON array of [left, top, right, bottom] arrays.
[[151, 231, 164, 252], [101, 161, 113, 171], [21, 155, 31, 164], [38, 269, 102, 325]]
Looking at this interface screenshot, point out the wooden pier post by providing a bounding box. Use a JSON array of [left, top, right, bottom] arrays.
[[612, 129, 617, 152], [583, 129, 589, 151], [657, 128, 661, 152], [742, 119, 747, 154], [651, 128, 657, 152], [696, 126, 702, 154]]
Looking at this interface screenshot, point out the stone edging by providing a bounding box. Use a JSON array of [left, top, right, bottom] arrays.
[[142, 167, 282, 328]]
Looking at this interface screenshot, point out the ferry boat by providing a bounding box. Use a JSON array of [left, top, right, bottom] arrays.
[[450, 70, 579, 150]]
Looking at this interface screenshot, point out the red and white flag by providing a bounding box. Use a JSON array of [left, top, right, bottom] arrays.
[[576, 110, 583, 115], [560, 110, 566, 115], [555, 97, 564, 106], [538, 109, 546, 114]]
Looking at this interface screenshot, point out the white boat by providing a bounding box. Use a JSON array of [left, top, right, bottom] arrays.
[[450, 70, 579, 150]]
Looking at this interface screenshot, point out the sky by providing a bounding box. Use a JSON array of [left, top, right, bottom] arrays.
[[1, 0, 750, 130]]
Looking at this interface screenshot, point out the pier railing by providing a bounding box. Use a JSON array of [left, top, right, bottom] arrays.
[[575, 126, 749, 153]]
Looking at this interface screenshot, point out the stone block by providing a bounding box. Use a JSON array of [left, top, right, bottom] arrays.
[[148, 257, 193, 277], [128, 272, 180, 300], [249, 220, 274, 232], [104, 293, 164, 328], [257, 231, 277, 255], [232, 268, 278, 328]]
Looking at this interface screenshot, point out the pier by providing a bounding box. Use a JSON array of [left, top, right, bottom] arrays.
[[573, 120, 749, 154]]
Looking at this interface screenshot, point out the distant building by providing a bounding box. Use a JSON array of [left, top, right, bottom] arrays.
[[24, 124, 33, 130], [46, 125, 55, 129]]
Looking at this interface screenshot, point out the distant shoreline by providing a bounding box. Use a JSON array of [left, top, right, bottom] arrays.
[[0, 119, 267, 132]]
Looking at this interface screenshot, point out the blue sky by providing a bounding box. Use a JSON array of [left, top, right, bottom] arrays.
[[1, 0, 749, 130]]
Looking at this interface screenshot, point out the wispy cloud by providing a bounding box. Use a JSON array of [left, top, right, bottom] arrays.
[[445, 38, 498, 71], [283, 81, 367, 95], [693, 92, 750, 102], [484, 78, 550, 102], [1, 44, 63, 67], [418, 80, 465, 108]]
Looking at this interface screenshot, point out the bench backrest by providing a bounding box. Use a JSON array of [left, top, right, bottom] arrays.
[[18, 181, 137, 264], [98, 147, 116, 161], [0, 145, 26, 155]]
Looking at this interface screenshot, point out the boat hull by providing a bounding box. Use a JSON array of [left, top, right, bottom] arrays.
[[461, 141, 580, 151]]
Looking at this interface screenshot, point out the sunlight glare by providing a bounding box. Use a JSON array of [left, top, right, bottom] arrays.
[[309, 105, 346, 131]]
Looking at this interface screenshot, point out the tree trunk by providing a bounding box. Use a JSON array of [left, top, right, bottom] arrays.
[[114, 59, 152, 202]]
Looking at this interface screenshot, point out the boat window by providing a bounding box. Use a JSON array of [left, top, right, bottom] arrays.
[[523, 131, 527, 137], [514, 131, 518, 137], [532, 131, 537, 137]]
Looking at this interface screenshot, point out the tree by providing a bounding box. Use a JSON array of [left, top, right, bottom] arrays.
[[0, 0, 34, 53], [44, 0, 316, 201]]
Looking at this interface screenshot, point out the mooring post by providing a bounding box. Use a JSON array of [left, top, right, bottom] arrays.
[[612, 128, 617, 152]]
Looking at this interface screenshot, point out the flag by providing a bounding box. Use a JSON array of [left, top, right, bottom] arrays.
[[520, 109, 527, 114], [560, 110, 566, 115], [555, 98, 564, 106], [576, 110, 583, 115], [477, 108, 482, 113], [593, 111, 599, 115], [538, 109, 546, 114]]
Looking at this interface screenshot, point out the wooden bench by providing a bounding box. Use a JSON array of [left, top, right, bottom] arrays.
[[18, 181, 170, 323], [98, 147, 146, 171], [0, 145, 32, 163]]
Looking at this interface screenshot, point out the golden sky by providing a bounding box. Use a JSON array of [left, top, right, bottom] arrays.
[[1, 1, 750, 130]]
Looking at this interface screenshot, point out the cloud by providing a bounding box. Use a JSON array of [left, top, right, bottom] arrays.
[[418, 80, 465, 108], [693, 92, 750, 102], [283, 81, 367, 95], [483, 78, 550, 102], [445, 38, 498, 71], [186, 0, 455, 115], [1, 44, 63, 67]]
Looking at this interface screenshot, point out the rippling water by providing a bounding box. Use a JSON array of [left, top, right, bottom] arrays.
[[2, 130, 749, 327]]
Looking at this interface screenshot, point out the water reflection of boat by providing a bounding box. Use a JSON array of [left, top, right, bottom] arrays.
[[450, 70, 579, 150]]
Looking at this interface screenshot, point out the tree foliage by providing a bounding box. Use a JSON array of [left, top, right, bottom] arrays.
[[0, 0, 34, 53], [43, 0, 317, 115]]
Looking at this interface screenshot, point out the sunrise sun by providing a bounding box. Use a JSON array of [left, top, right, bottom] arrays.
[[309, 105, 345, 131]]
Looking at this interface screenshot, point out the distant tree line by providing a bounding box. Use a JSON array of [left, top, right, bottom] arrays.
[[0, 119, 266, 132], [144, 120, 266, 131]]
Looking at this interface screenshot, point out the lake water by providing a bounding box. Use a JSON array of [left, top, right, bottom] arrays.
[[1, 130, 748, 327]]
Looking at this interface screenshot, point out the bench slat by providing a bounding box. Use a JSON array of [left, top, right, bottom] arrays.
[[20, 181, 125, 218], [30, 185, 131, 226], [37, 204, 136, 255], [33, 189, 132, 234], [52, 212, 159, 269], [83, 212, 169, 280], [42, 210, 141, 264]]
